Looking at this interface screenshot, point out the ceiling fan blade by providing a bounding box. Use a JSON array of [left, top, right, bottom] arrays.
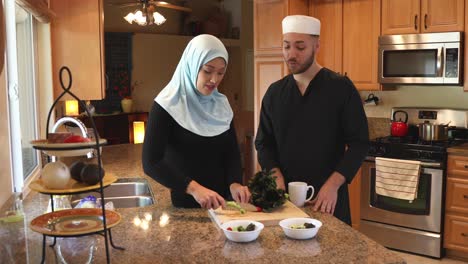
[[150, 1, 192, 13], [107, 3, 140, 8]]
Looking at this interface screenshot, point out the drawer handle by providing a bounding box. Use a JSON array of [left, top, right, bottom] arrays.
[[424, 14, 428, 30], [462, 233, 468, 237], [414, 15, 418, 30], [464, 195, 468, 199], [464, 165, 468, 169]]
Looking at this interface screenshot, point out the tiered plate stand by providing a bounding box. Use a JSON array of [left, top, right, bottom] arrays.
[[30, 66, 124, 263]]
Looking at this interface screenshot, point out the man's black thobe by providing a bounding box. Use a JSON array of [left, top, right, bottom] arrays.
[[255, 68, 370, 225]]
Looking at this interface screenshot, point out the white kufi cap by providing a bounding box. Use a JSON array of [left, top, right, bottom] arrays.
[[282, 15, 320, 35]]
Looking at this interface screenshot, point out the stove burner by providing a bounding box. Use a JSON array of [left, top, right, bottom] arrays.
[[375, 136, 417, 144], [374, 136, 465, 148], [369, 136, 467, 163]]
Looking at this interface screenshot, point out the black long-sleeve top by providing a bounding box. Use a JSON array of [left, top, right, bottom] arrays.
[[142, 102, 242, 208], [255, 68, 369, 224]]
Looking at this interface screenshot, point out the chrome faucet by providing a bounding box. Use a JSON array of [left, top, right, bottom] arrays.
[[51, 117, 94, 159]]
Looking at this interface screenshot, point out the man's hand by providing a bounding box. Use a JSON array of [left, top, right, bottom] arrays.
[[230, 183, 251, 203], [186, 180, 226, 209], [311, 172, 346, 215], [271, 168, 286, 190]]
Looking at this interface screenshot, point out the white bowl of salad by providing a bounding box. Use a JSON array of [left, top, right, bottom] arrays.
[[279, 218, 322, 240], [221, 220, 264, 243]]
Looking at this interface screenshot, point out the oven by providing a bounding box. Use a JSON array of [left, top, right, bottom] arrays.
[[360, 158, 444, 258], [359, 107, 468, 258]]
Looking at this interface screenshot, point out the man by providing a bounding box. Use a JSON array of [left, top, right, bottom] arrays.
[[255, 15, 369, 225]]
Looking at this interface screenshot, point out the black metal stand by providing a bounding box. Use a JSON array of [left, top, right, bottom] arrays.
[[36, 66, 124, 264]]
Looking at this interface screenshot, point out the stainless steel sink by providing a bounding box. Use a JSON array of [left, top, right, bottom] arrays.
[[71, 178, 155, 208]]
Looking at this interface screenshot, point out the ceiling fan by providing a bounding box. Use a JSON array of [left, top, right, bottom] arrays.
[[109, 0, 192, 26]]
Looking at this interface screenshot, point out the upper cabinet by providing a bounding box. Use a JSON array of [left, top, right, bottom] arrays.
[[382, 0, 464, 35], [50, 0, 105, 100], [254, 0, 308, 56], [254, 0, 287, 55], [309, 0, 342, 74], [342, 0, 380, 91], [310, 0, 381, 91]]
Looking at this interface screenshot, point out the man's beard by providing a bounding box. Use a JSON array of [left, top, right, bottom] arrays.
[[286, 49, 315, 74]]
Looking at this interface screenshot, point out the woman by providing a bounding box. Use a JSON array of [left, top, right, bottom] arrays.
[[142, 34, 250, 209]]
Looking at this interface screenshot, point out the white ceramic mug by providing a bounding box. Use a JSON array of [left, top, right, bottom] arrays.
[[288, 182, 315, 207]]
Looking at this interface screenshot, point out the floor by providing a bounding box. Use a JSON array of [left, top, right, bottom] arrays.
[[393, 250, 468, 264]]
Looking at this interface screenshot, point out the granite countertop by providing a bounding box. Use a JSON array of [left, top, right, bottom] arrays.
[[0, 144, 405, 264], [448, 143, 468, 156]]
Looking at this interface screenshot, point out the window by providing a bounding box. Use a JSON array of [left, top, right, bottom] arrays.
[[5, 1, 40, 191]]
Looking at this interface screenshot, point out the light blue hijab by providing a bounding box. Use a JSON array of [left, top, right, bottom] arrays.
[[155, 34, 233, 137]]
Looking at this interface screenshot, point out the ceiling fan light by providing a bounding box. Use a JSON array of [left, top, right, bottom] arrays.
[[134, 10, 147, 26], [136, 18, 147, 26], [134, 10, 143, 19], [124, 12, 135, 24], [153, 12, 166, 25], [121, 3, 169, 26]]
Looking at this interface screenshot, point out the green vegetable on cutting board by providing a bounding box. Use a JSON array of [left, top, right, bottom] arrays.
[[226, 201, 246, 214], [248, 170, 289, 212]]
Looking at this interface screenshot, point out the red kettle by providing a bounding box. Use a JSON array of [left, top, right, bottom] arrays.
[[391, 110, 408, 137]]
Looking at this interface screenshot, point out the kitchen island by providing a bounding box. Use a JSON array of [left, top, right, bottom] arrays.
[[0, 144, 405, 264]]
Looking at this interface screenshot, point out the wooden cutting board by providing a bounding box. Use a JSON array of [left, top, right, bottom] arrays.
[[208, 201, 310, 227]]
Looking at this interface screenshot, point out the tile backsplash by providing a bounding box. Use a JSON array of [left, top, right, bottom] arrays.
[[367, 117, 390, 139]]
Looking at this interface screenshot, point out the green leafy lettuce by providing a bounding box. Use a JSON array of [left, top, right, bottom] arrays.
[[248, 170, 289, 212]]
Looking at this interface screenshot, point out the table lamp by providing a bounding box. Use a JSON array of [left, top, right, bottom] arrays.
[[133, 121, 145, 144], [65, 100, 79, 116]]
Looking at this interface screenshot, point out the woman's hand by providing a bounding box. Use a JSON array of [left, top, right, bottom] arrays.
[[229, 183, 251, 203], [186, 180, 225, 209]]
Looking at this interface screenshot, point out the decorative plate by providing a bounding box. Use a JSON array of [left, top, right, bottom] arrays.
[[30, 208, 121, 236], [30, 139, 107, 157], [29, 173, 117, 194]]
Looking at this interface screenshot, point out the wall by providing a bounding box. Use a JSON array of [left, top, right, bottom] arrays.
[[131, 33, 188, 112], [37, 22, 53, 140], [0, 67, 13, 207], [105, 0, 254, 113], [104, 0, 241, 36], [241, 0, 254, 111], [360, 86, 468, 118], [131, 33, 244, 113], [104, 2, 183, 35]]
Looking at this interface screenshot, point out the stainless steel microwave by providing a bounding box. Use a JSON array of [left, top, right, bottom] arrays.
[[378, 32, 463, 85]]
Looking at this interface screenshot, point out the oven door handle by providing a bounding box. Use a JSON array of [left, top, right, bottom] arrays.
[[365, 156, 442, 168], [420, 161, 443, 168]]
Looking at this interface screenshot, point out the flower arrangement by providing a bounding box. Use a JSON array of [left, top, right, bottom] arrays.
[[120, 80, 142, 100], [112, 65, 130, 99]]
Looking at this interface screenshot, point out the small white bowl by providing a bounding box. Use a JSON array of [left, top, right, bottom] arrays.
[[221, 220, 264, 243], [279, 218, 322, 240]]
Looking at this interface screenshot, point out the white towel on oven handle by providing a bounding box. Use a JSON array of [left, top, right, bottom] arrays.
[[375, 157, 421, 201]]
